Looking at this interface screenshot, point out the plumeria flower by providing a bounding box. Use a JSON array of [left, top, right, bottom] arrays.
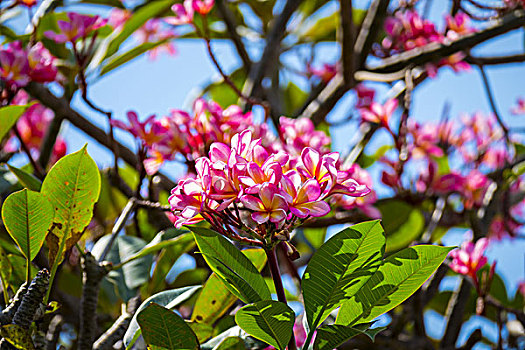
[[359, 99, 398, 129], [134, 19, 177, 59], [307, 63, 337, 83], [355, 84, 375, 108], [108, 9, 131, 30], [449, 238, 489, 279], [191, 0, 215, 15], [281, 174, 330, 219], [111, 111, 163, 147], [241, 183, 288, 224], [166, 1, 194, 25], [511, 97, 525, 115], [45, 12, 107, 43], [279, 117, 330, 155], [0, 41, 57, 87]]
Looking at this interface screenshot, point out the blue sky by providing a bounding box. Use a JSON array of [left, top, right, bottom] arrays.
[[5, 1, 525, 347]]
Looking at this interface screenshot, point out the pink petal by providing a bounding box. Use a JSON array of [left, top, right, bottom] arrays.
[[252, 211, 270, 224], [240, 195, 265, 211]]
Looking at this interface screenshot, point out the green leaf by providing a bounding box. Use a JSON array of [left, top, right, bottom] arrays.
[[357, 145, 393, 169], [313, 325, 363, 350], [189, 227, 271, 303], [0, 324, 35, 350], [192, 249, 267, 324], [91, 235, 153, 301], [96, 0, 173, 63], [302, 220, 384, 331], [376, 200, 425, 252], [115, 231, 194, 269], [80, 0, 126, 8], [235, 300, 295, 350], [99, 39, 170, 76], [283, 82, 308, 115], [1, 189, 53, 264], [0, 246, 12, 302], [187, 322, 214, 343], [6, 164, 42, 191], [137, 303, 199, 350], [213, 337, 246, 350], [303, 227, 327, 249], [124, 286, 202, 349], [41, 146, 101, 267], [336, 245, 454, 326], [0, 104, 34, 142]]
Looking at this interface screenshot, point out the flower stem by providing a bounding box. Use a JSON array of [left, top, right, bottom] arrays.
[[266, 247, 297, 350]]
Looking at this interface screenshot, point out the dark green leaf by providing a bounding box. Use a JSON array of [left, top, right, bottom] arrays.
[[6, 164, 42, 191], [376, 200, 425, 252], [192, 249, 267, 324], [235, 300, 295, 350], [124, 286, 202, 349], [302, 220, 384, 331], [137, 303, 199, 350], [337, 245, 454, 325], [189, 227, 271, 303], [0, 104, 34, 142]]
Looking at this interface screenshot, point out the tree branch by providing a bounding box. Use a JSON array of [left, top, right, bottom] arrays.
[[215, 0, 252, 72], [367, 10, 525, 73], [340, 0, 355, 84], [441, 279, 472, 348]]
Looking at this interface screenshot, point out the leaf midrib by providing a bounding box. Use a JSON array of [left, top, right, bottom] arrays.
[[354, 250, 447, 323], [255, 303, 285, 350], [310, 222, 379, 330]]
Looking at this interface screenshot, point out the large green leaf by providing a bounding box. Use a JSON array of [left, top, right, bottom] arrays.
[[41, 146, 101, 267], [192, 249, 267, 324], [137, 303, 199, 350], [336, 245, 454, 326], [0, 104, 34, 142], [189, 227, 271, 303], [376, 200, 425, 252], [124, 286, 201, 349], [313, 323, 385, 350], [91, 235, 152, 301], [6, 164, 42, 191], [1, 189, 53, 265], [0, 247, 12, 302], [99, 39, 171, 76], [302, 220, 384, 331], [235, 300, 295, 350]]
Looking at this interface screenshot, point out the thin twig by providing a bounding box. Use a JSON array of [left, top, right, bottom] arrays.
[[12, 127, 44, 179]]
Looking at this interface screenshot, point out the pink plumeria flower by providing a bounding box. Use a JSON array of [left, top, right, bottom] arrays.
[[166, 1, 194, 25], [355, 84, 375, 108], [239, 161, 283, 194], [135, 19, 177, 59], [45, 12, 107, 43], [359, 99, 398, 129], [0, 43, 30, 87], [307, 63, 337, 83], [297, 148, 339, 194], [111, 111, 163, 147], [445, 13, 475, 40], [191, 0, 215, 15], [279, 117, 330, 155], [281, 173, 330, 218], [240, 183, 288, 224], [462, 170, 490, 209], [108, 9, 131, 30], [511, 98, 525, 115], [449, 238, 489, 280]]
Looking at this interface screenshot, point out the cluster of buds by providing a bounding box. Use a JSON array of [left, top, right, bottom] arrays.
[[378, 10, 474, 77], [168, 130, 369, 246], [0, 41, 57, 88]]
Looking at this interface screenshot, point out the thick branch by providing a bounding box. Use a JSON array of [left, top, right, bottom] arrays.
[[243, 0, 303, 99], [215, 0, 252, 71], [466, 53, 525, 65], [340, 0, 355, 84], [354, 0, 390, 69], [367, 10, 525, 73], [78, 253, 110, 350], [441, 279, 472, 349]]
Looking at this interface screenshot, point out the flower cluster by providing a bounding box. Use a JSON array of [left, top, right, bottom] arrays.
[[378, 10, 474, 77], [45, 12, 107, 44], [168, 130, 369, 242], [112, 99, 270, 175], [0, 41, 57, 88]]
